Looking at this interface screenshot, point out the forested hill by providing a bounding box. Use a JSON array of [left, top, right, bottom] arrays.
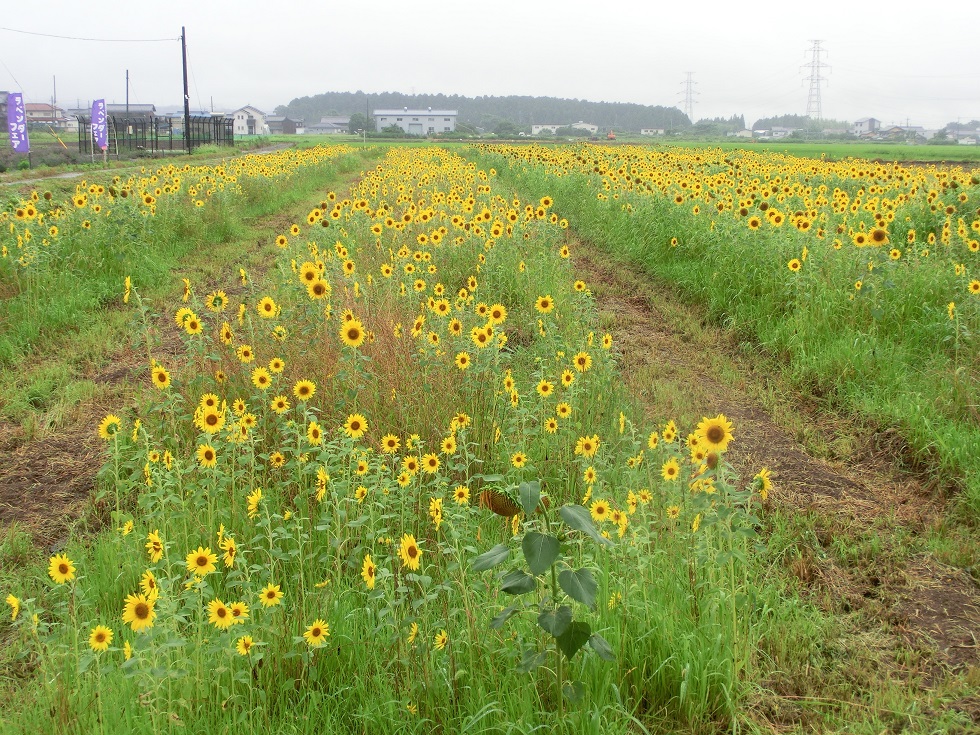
[[275, 91, 690, 132]]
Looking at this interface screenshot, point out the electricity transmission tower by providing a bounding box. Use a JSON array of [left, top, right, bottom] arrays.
[[680, 72, 698, 123], [802, 40, 830, 121]]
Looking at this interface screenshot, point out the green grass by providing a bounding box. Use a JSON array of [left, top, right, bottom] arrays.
[[640, 139, 980, 164]]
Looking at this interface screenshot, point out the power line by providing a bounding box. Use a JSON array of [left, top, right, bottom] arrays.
[[0, 25, 177, 42], [185, 40, 205, 112], [0, 55, 27, 95]]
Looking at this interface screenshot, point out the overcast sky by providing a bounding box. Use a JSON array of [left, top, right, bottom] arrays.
[[2, 1, 978, 129]]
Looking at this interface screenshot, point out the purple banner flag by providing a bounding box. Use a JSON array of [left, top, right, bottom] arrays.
[[7, 93, 30, 154], [91, 99, 108, 151]]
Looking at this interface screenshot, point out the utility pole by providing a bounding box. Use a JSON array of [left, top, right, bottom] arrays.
[[802, 40, 830, 123], [181, 26, 191, 154], [125, 69, 129, 115], [679, 72, 698, 124]]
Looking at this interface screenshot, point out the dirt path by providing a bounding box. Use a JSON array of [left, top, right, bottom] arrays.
[[572, 241, 980, 728]]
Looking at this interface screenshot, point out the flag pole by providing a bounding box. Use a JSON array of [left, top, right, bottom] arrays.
[[182, 26, 191, 154]]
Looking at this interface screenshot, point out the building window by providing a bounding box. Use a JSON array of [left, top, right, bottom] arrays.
[[428, 118, 434, 122], [428, 127, 434, 134], [444, 118, 450, 122], [444, 126, 451, 131], [412, 118, 418, 121], [396, 117, 402, 121]]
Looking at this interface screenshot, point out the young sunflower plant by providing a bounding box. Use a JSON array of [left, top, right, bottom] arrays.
[[471, 479, 614, 710]]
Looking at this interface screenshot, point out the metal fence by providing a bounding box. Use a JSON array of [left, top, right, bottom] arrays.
[[76, 114, 235, 154]]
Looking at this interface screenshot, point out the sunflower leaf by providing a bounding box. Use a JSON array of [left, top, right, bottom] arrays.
[[555, 620, 591, 659], [522, 531, 560, 576], [562, 680, 586, 703], [558, 568, 598, 610], [537, 605, 572, 637], [559, 505, 613, 546], [474, 474, 506, 483], [518, 481, 541, 517], [471, 544, 510, 572], [500, 569, 537, 595], [589, 633, 616, 661], [489, 604, 520, 629], [516, 648, 548, 673]]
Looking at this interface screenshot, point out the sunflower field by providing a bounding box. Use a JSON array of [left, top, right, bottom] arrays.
[[473, 143, 980, 515], [6, 139, 978, 734], [1, 146, 772, 734]]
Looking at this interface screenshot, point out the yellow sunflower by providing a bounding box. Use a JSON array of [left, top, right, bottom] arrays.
[[695, 414, 735, 453], [256, 297, 278, 319], [340, 319, 366, 348], [361, 554, 376, 589], [122, 592, 156, 632], [304, 619, 330, 647], [48, 553, 76, 584], [259, 583, 283, 608], [208, 599, 235, 630], [398, 534, 422, 571], [186, 546, 217, 577], [535, 295, 555, 314], [98, 414, 122, 440], [88, 625, 113, 652], [151, 364, 171, 389], [661, 458, 680, 481], [197, 444, 217, 469], [344, 413, 368, 439], [293, 380, 316, 401]]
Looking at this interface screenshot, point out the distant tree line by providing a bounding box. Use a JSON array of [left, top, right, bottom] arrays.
[[945, 120, 980, 131], [751, 114, 850, 131], [688, 115, 746, 137], [275, 91, 690, 133]]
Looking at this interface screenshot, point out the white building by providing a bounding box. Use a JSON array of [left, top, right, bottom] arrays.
[[531, 124, 560, 135], [852, 118, 880, 136], [640, 128, 665, 136], [374, 108, 457, 135], [230, 105, 269, 136], [532, 121, 599, 136]]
